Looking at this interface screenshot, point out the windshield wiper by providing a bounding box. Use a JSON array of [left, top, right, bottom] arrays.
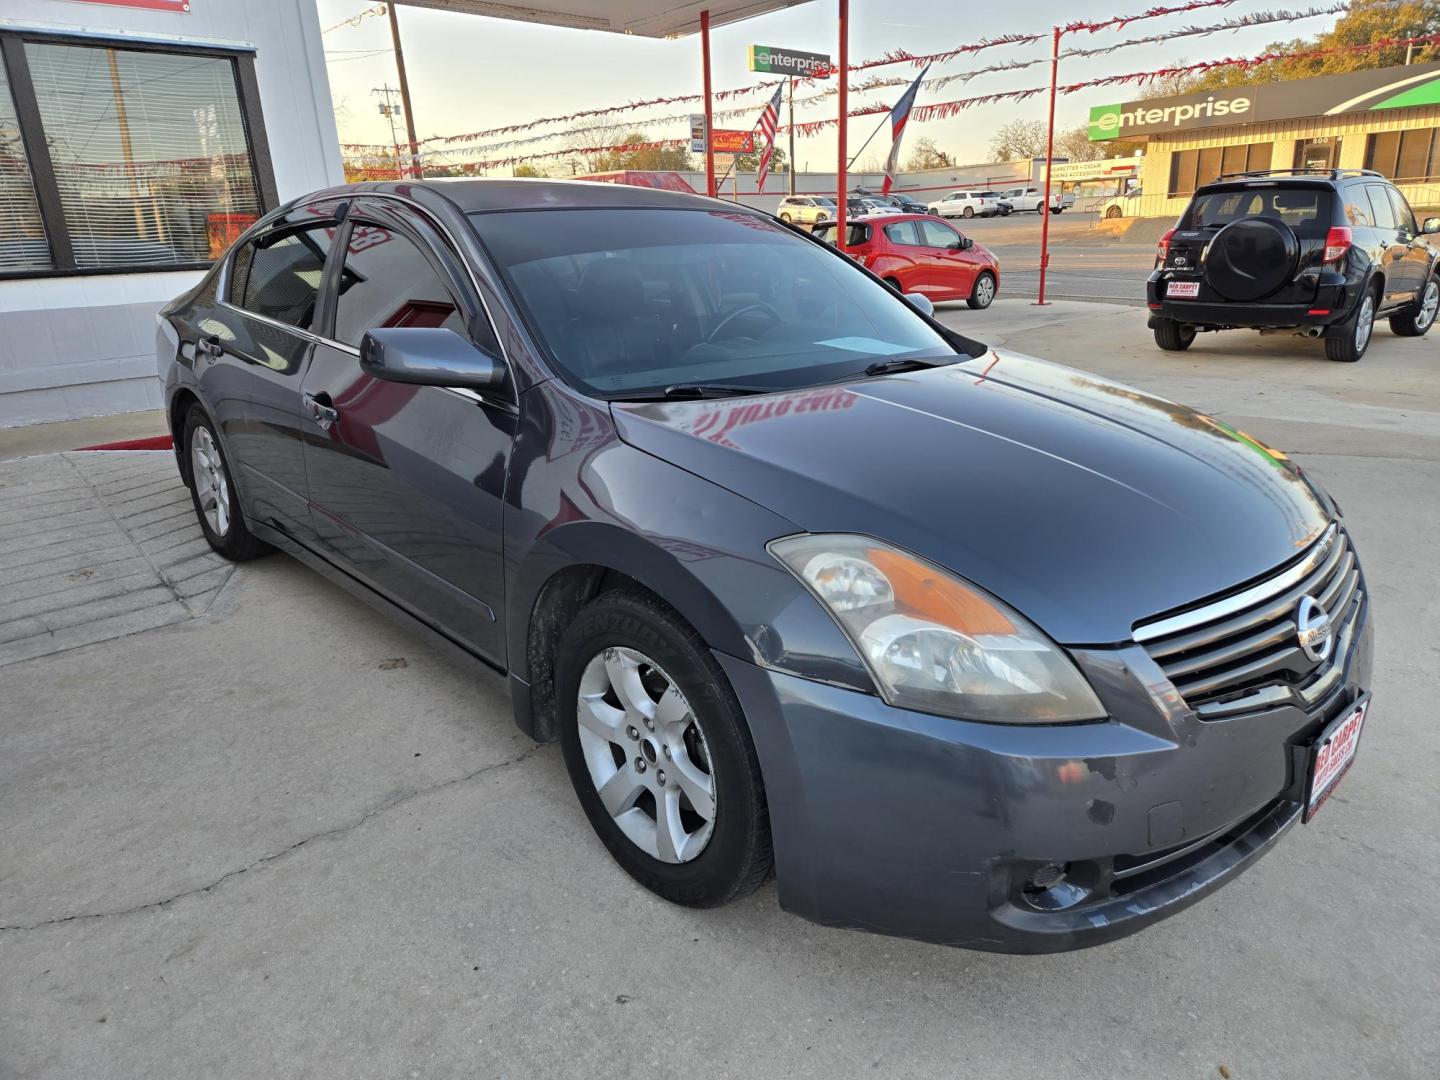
[[861, 357, 954, 377], [611, 382, 775, 402]]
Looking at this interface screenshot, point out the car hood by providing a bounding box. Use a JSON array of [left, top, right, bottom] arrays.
[[610, 349, 1332, 644]]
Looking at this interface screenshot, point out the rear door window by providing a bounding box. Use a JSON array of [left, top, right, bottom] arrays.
[[1365, 185, 1398, 230], [884, 221, 921, 245], [229, 225, 334, 329]]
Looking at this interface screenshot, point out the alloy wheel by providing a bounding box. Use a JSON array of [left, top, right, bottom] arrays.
[[974, 275, 995, 308], [190, 426, 230, 537], [1355, 294, 1375, 353], [1419, 280, 1439, 330], [575, 647, 716, 864]]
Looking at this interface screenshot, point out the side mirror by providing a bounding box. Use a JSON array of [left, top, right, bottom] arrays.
[[1423, 216, 1440, 235], [952, 237, 973, 251], [360, 327, 505, 391], [903, 292, 935, 318]]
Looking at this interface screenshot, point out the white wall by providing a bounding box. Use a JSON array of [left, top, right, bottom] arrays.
[[0, 0, 344, 428]]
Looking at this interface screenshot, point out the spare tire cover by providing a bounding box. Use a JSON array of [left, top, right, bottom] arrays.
[[1203, 217, 1299, 301]]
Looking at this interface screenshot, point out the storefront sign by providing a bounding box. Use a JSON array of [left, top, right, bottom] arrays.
[[748, 45, 833, 78], [1050, 156, 1140, 182], [711, 129, 755, 154], [72, 0, 191, 11], [1089, 59, 1440, 140]]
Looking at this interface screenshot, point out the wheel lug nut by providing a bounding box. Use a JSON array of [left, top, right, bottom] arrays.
[[626, 725, 639, 741], [644, 718, 654, 731], [657, 770, 666, 786], [662, 745, 671, 759], [635, 758, 647, 773]]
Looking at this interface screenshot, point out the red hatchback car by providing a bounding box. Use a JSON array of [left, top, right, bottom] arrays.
[[813, 213, 999, 309]]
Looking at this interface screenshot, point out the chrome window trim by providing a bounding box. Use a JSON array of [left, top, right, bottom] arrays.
[[1133, 523, 1340, 643]]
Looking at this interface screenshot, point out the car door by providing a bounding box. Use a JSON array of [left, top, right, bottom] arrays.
[[876, 220, 928, 294], [1364, 184, 1418, 305], [212, 201, 344, 542], [1386, 186, 1429, 303], [300, 200, 515, 663], [918, 218, 976, 299]]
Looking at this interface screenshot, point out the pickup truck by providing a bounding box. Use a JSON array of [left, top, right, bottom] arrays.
[[997, 186, 1074, 215]]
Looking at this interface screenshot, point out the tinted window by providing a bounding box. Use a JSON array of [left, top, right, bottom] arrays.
[[471, 208, 958, 398], [1387, 187, 1418, 234], [918, 220, 959, 248], [1184, 187, 1333, 237], [884, 221, 921, 245], [813, 222, 870, 246], [332, 223, 470, 348], [230, 226, 332, 329], [1365, 185, 1398, 230]]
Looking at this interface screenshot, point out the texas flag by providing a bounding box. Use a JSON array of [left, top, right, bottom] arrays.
[[882, 64, 930, 195]]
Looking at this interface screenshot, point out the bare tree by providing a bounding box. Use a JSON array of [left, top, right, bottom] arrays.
[[1054, 125, 1108, 163], [905, 136, 953, 170], [989, 119, 1048, 161]]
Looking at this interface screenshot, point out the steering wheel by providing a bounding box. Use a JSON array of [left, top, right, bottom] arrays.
[[706, 303, 782, 343]]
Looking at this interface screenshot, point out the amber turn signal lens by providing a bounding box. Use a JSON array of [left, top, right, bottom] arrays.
[[867, 547, 1015, 635]]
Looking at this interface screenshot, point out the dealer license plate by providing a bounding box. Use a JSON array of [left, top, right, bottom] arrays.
[[1166, 280, 1200, 298], [1304, 696, 1368, 823]]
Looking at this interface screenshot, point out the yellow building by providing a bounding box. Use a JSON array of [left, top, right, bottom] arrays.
[[1089, 60, 1440, 219]]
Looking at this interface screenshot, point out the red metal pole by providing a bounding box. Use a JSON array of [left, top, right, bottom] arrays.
[[836, 0, 849, 253], [702, 10, 716, 198], [1035, 25, 1061, 306]]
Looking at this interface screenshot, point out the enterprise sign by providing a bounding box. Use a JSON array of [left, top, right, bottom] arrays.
[[748, 45, 833, 78], [1089, 60, 1440, 140]]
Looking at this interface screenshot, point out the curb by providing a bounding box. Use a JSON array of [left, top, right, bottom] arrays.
[[74, 435, 174, 452]]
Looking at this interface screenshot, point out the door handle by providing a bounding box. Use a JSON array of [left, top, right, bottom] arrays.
[[303, 391, 340, 431]]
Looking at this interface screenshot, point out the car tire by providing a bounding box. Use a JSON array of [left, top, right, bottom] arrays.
[[998, 205, 1011, 217], [555, 587, 773, 908], [1389, 274, 1439, 337], [1325, 286, 1378, 363], [182, 405, 268, 561], [1106, 205, 1122, 220], [962, 206, 974, 219], [1153, 320, 1196, 351], [968, 271, 997, 310], [779, 212, 792, 224], [883, 277, 902, 292]]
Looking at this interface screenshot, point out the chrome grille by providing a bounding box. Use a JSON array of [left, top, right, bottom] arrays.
[[1134, 525, 1363, 713]]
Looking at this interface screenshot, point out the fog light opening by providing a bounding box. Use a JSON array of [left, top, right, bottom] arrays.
[[1021, 863, 1093, 911]]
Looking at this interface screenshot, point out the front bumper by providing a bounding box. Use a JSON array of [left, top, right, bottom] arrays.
[[719, 602, 1373, 953]]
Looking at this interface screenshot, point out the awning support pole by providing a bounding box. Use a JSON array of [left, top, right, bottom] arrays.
[[836, 0, 849, 252], [702, 9, 716, 198], [1036, 25, 1061, 306]]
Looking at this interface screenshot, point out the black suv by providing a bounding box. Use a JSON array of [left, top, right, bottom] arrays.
[[1148, 169, 1440, 361]]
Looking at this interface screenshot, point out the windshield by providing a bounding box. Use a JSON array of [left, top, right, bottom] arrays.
[[470, 208, 959, 398]]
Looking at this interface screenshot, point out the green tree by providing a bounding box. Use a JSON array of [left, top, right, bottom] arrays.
[[512, 163, 547, 177], [587, 131, 694, 172], [1178, 0, 1440, 91], [733, 144, 787, 173]]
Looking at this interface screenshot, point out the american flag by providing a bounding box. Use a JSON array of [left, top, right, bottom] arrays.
[[755, 86, 783, 194]]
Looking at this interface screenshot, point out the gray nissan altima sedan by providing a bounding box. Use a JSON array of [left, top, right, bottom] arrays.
[[156, 179, 1373, 952]]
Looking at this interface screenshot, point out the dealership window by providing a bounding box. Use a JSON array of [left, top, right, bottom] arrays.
[[1168, 142, 1273, 197], [0, 51, 50, 271], [1365, 128, 1440, 181], [0, 32, 275, 277]]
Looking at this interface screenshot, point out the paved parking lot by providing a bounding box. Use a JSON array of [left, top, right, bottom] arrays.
[[2, 300, 1436, 1078]]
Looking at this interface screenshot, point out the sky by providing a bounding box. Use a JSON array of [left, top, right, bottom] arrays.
[[315, 0, 1346, 172]]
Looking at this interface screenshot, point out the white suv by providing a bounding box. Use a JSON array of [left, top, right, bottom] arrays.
[[997, 186, 1073, 214], [928, 190, 998, 219], [776, 196, 836, 226]]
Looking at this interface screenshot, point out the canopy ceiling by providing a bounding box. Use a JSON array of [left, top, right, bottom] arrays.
[[394, 0, 815, 39]]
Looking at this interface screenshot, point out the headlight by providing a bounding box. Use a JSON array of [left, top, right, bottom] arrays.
[[769, 534, 1106, 724]]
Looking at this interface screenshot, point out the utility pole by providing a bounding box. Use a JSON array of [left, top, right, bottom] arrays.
[[386, 2, 422, 178], [372, 85, 403, 178], [787, 77, 796, 196]]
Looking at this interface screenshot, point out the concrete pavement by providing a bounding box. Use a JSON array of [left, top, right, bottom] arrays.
[[1, 301, 1436, 1079]]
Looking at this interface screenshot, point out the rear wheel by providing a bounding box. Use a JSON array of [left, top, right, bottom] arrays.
[[1326, 288, 1377, 362], [183, 406, 267, 561], [962, 206, 974, 219], [968, 271, 996, 310], [556, 588, 772, 908], [1153, 320, 1196, 351], [1390, 275, 1438, 337], [883, 276, 902, 292]]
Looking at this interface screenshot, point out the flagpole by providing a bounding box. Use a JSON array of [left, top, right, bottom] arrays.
[[787, 77, 796, 197], [846, 112, 889, 173]]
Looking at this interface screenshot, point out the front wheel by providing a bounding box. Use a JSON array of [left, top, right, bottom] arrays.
[[1326, 288, 1377, 362], [968, 271, 997, 310], [1153, 320, 1196, 351], [183, 406, 268, 561], [556, 589, 772, 908], [779, 212, 793, 224], [998, 205, 1011, 217], [1390, 275, 1438, 337]]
